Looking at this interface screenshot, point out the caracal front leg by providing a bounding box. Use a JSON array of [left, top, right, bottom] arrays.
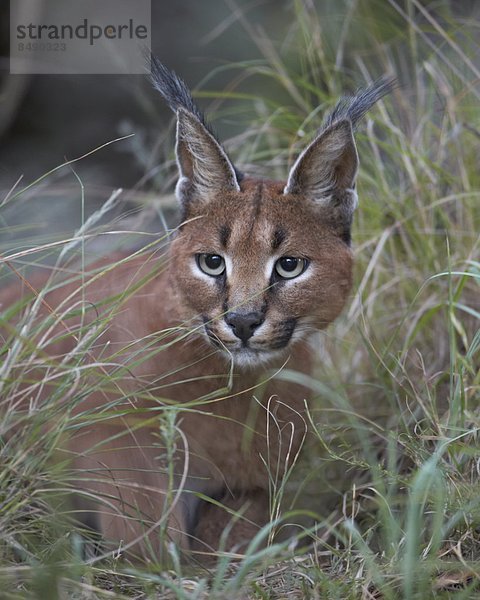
[[191, 488, 270, 562], [71, 424, 191, 561]]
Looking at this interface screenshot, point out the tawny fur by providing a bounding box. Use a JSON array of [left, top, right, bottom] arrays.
[[0, 64, 393, 562]]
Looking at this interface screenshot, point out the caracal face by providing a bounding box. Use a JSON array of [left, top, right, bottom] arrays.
[[170, 178, 353, 367]]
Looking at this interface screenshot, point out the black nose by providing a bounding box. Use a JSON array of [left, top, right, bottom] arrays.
[[225, 311, 264, 343]]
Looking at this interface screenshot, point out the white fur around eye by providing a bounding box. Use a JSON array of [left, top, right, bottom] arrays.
[[224, 255, 233, 278], [264, 256, 276, 280]]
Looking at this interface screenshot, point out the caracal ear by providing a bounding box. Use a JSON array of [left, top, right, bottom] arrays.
[[175, 108, 240, 208], [284, 120, 359, 217]]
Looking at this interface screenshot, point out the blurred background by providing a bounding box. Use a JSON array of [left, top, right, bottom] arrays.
[[1, 0, 478, 261]]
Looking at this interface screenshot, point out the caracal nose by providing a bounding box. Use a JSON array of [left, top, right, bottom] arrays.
[[225, 311, 264, 343]]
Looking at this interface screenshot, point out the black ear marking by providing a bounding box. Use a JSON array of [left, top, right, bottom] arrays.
[[284, 120, 359, 200], [175, 108, 240, 202], [284, 76, 396, 222], [341, 227, 352, 246], [149, 56, 240, 208]]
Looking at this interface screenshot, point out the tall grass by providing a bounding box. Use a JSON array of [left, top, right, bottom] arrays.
[[1, 0, 480, 597]]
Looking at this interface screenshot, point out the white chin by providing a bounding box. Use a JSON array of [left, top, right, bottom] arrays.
[[225, 347, 285, 369]]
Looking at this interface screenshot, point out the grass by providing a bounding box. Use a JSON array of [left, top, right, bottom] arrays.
[[1, 0, 480, 597]]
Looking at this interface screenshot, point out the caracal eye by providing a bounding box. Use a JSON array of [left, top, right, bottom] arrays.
[[196, 253, 226, 277], [274, 257, 308, 279]]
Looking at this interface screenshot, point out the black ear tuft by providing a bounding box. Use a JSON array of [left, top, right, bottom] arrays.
[[148, 55, 242, 208], [149, 54, 213, 135], [322, 75, 397, 131], [284, 76, 396, 225], [284, 120, 358, 200]]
